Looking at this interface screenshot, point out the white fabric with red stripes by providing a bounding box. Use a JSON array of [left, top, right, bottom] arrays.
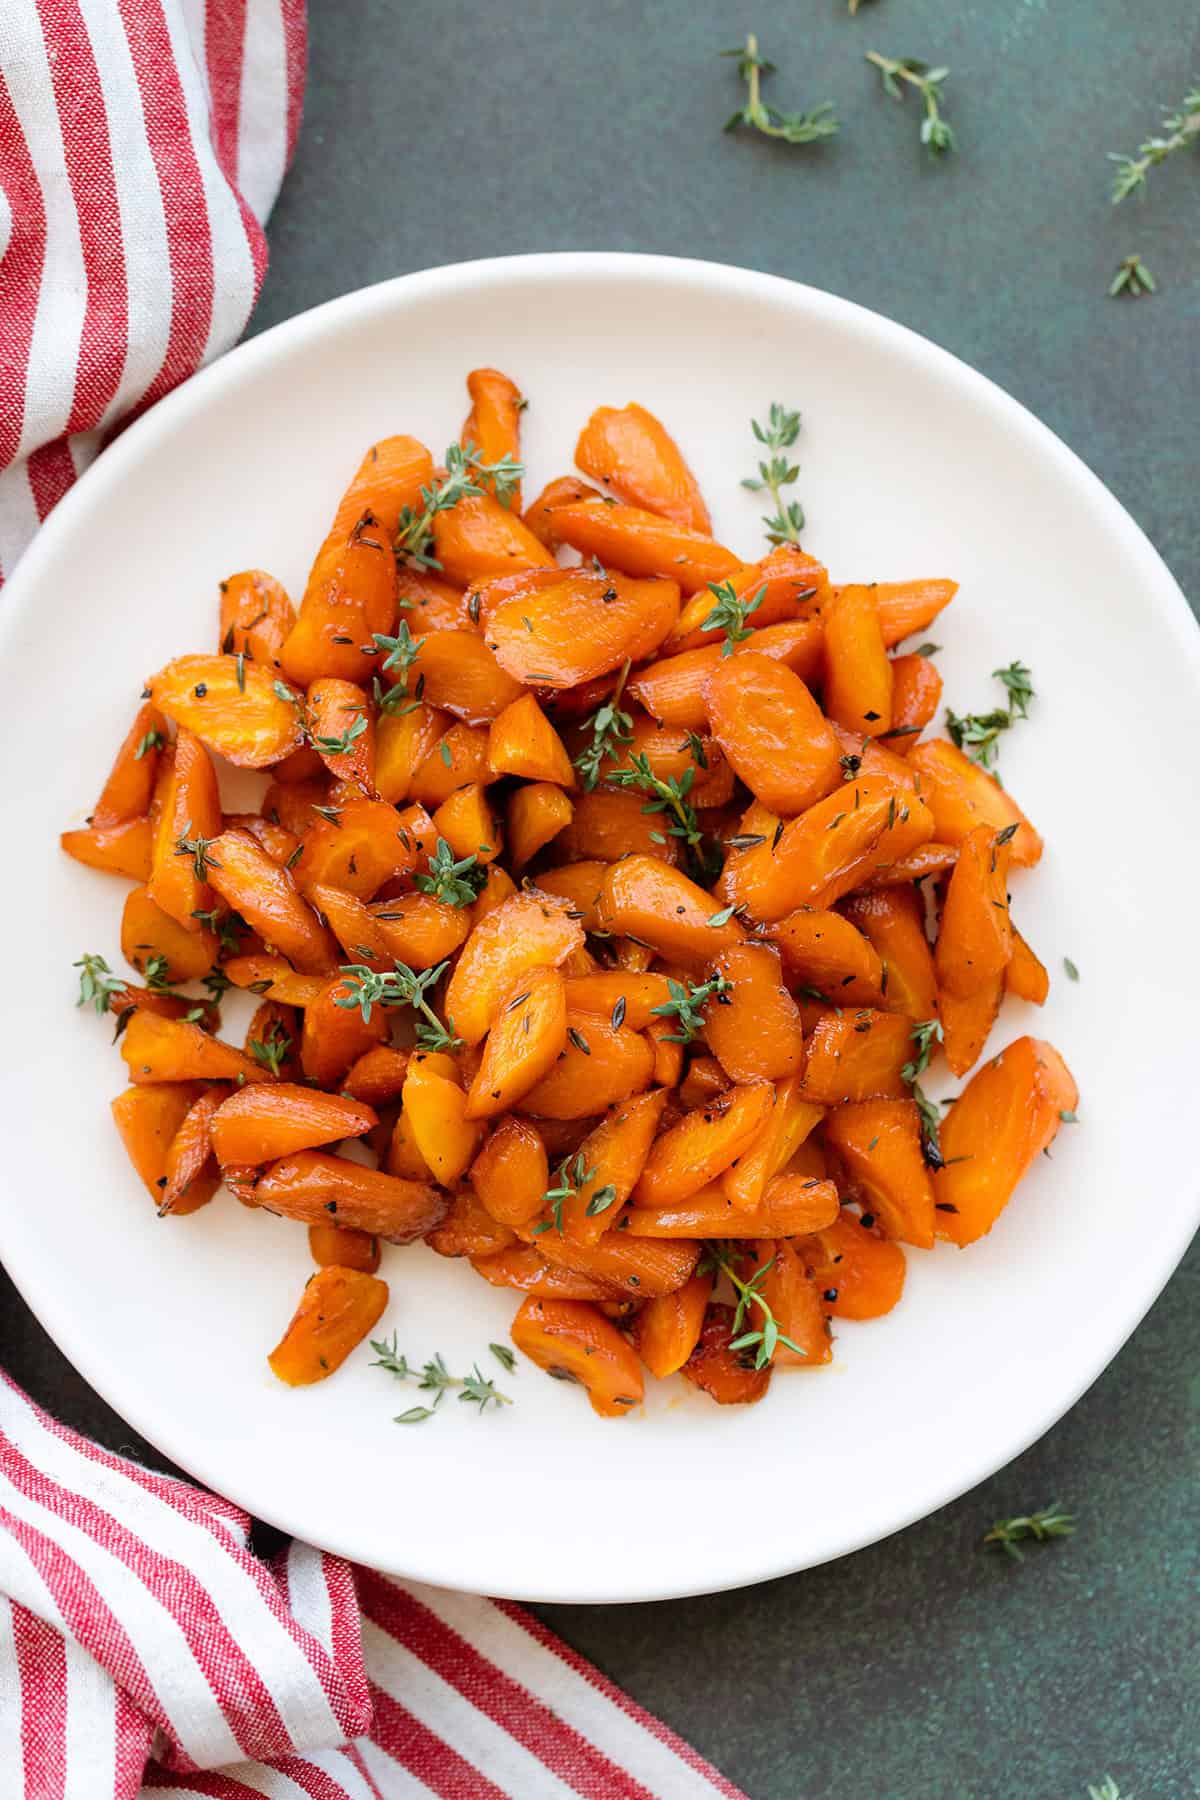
[[0, 6, 745, 1796]]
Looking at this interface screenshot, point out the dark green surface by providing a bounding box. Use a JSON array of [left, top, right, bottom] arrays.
[[7, 2, 1199, 1795]]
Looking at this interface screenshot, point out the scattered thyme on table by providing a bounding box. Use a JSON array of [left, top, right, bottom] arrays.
[[1110, 83, 1200, 202], [866, 54, 956, 156], [720, 33, 838, 148], [982, 1503, 1076, 1560], [1109, 254, 1156, 299]]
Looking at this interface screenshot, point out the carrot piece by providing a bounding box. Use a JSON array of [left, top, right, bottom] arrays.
[[505, 782, 572, 868], [548, 500, 741, 594], [427, 1187, 516, 1259], [372, 893, 473, 970], [822, 584, 894, 738], [635, 1081, 773, 1208], [308, 1223, 380, 1273], [146, 729, 222, 930], [431, 492, 556, 587], [295, 798, 427, 900], [1006, 927, 1049, 1004], [279, 513, 397, 689], [718, 779, 934, 922], [306, 678, 375, 790], [765, 906, 884, 1007], [218, 569, 294, 665], [267, 1266, 389, 1386], [397, 568, 477, 633], [627, 618, 825, 731], [470, 1245, 609, 1299], [121, 885, 218, 983], [106, 982, 221, 1034], [253, 1150, 446, 1239], [486, 694, 575, 787], [470, 1117, 549, 1228], [680, 1055, 731, 1111], [939, 976, 1004, 1078], [563, 972, 673, 1031], [444, 893, 584, 1044], [720, 1073, 824, 1211], [260, 778, 329, 838], [681, 1306, 772, 1406], [800, 1008, 914, 1105], [855, 842, 959, 891], [408, 721, 490, 808], [61, 817, 153, 882], [574, 402, 709, 531], [933, 1035, 1078, 1245], [304, 884, 390, 972], [376, 704, 451, 805], [558, 788, 680, 866], [510, 1297, 645, 1417], [732, 1240, 826, 1368], [704, 651, 841, 815], [598, 856, 744, 971], [471, 862, 519, 926], [466, 966, 568, 1119], [158, 1086, 225, 1216], [271, 745, 325, 783], [147, 655, 304, 767], [533, 863, 607, 931], [888, 653, 943, 748], [625, 1173, 839, 1238], [390, 628, 524, 725], [666, 547, 828, 653], [301, 976, 388, 1087], [869, 579, 957, 649], [644, 1016, 681, 1088], [462, 367, 525, 506], [635, 1273, 714, 1378], [935, 822, 1014, 998], [484, 569, 681, 688], [211, 1084, 376, 1165], [341, 1046, 410, 1105], [521, 475, 603, 549], [842, 887, 938, 1020], [206, 829, 338, 972], [432, 782, 500, 866], [224, 957, 325, 1007], [111, 1082, 206, 1202], [386, 1103, 433, 1180], [830, 726, 921, 793], [532, 1232, 700, 1300], [800, 1213, 907, 1319], [93, 700, 168, 827], [907, 739, 1042, 867], [702, 942, 806, 1083], [120, 1010, 272, 1086], [243, 999, 301, 1078], [402, 1050, 481, 1183], [520, 1011, 655, 1119], [224, 814, 302, 868], [823, 1099, 936, 1248], [555, 1088, 668, 1246], [326, 436, 436, 541]]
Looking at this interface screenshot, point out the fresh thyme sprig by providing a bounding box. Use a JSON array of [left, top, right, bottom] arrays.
[[335, 962, 461, 1052], [701, 1242, 805, 1369], [413, 838, 487, 908], [650, 972, 732, 1045], [1109, 254, 1156, 298], [1110, 84, 1200, 203], [982, 1503, 1076, 1561], [606, 751, 716, 879], [531, 1151, 617, 1235], [395, 441, 524, 569], [720, 34, 838, 148], [370, 1335, 512, 1422], [133, 728, 164, 760], [945, 661, 1035, 771], [247, 1019, 292, 1076], [174, 822, 222, 882], [701, 579, 766, 655], [742, 403, 805, 545], [902, 1018, 945, 1166], [310, 710, 368, 757], [371, 622, 426, 715], [141, 954, 175, 995], [1086, 1779, 1127, 1800], [74, 953, 125, 1014], [867, 53, 956, 155], [574, 661, 633, 790]]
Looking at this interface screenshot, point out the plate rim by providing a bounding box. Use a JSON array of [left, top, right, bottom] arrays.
[[3, 251, 1198, 1603]]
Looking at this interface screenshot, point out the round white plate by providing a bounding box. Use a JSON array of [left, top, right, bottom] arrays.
[[3, 255, 1197, 1603]]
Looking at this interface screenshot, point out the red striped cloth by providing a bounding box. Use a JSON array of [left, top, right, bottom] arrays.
[[0, 8, 746, 1796]]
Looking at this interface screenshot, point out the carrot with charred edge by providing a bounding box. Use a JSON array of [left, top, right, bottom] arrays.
[[219, 569, 295, 666], [211, 1084, 376, 1166], [705, 652, 841, 815], [61, 817, 154, 882], [823, 1099, 936, 1249], [93, 701, 168, 827], [702, 943, 806, 1083], [466, 966, 568, 1119], [842, 888, 938, 1021], [907, 739, 1042, 867], [800, 1213, 907, 1319], [800, 1009, 914, 1104], [598, 856, 744, 972], [548, 500, 741, 595], [486, 693, 576, 786], [148, 655, 304, 767], [506, 783, 572, 868], [1007, 927, 1050, 1004], [402, 1051, 481, 1184], [206, 829, 339, 973], [470, 1117, 549, 1228], [520, 1012, 655, 1120], [556, 1088, 668, 1246], [444, 893, 584, 1045], [121, 885, 219, 983], [681, 1307, 772, 1405], [252, 1150, 446, 1240], [120, 1010, 273, 1086], [720, 1074, 823, 1211], [635, 1272, 714, 1378], [889, 653, 943, 747], [765, 906, 885, 1007], [308, 1223, 380, 1273], [635, 1081, 774, 1208], [575, 402, 711, 532], [625, 1174, 839, 1238], [485, 569, 681, 688], [111, 1083, 206, 1202], [427, 1188, 516, 1260], [306, 678, 375, 790], [933, 1035, 1078, 1246], [823, 584, 894, 738], [341, 1046, 410, 1105], [510, 1296, 645, 1416], [935, 823, 1014, 999], [159, 1087, 225, 1216], [521, 476, 603, 549], [462, 368, 525, 507], [267, 1266, 389, 1386]]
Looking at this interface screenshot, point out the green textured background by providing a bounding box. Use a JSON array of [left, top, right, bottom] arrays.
[[5, 2, 1199, 1795]]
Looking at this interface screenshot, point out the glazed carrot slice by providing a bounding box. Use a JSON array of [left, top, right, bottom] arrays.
[[558, 788, 681, 866], [1006, 926, 1050, 1004], [252, 1150, 446, 1240], [462, 367, 525, 507], [306, 678, 375, 789], [548, 500, 741, 594], [907, 739, 1042, 867], [409, 721, 490, 807], [888, 652, 943, 747], [634, 1272, 714, 1379], [635, 1081, 774, 1208], [822, 584, 894, 738], [327, 435, 436, 540], [466, 966, 569, 1119], [934, 822, 1014, 998], [765, 906, 885, 1008], [295, 798, 427, 899], [702, 942, 806, 1083], [146, 729, 222, 930], [427, 1188, 517, 1260], [869, 579, 958, 649], [556, 1088, 669, 1246], [533, 863, 607, 932], [562, 972, 674, 1031], [307, 1223, 381, 1274], [159, 1086, 225, 1217], [510, 1297, 645, 1417], [433, 781, 501, 865], [754, 1240, 832, 1367], [431, 491, 556, 587], [842, 887, 938, 1020], [268, 1266, 389, 1386], [121, 885, 218, 983], [111, 1082, 206, 1202], [120, 1011, 273, 1086], [800, 1213, 907, 1320], [519, 1011, 655, 1120], [300, 976, 388, 1086], [223, 957, 325, 1007], [387, 629, 524, 724], [823, 1099, 936, 1249], [341, 1045, 411, 1105], [666, 547, 827, 653], [575, 403, 711, 532], [521, 475, 603, 549], [533, 1232, 700, 1299], [148, 654, 304, 767], [398, 567, 476, 632], [211, 1084, 376, 1166], [506, 782, 572, 868], [484, 569, 681, 688], [627, 618, 825, 731], [625, 1174, 839, 1238], [799, 1010, 914, 1105], [681, 1307, 771, 1405], [372, 893, 473, 971], [93, 700, 168, 827], [219, 569, 295, 666], [375, 704, 451, 805], [940, 976, 1005, 1078], [486, 693, 576, 786], [705, 651, 841, 816], [61, 817, 153, 882], [470, 1117, 549, 1228], [402, 1050, 482, 1184], [444, 892, 584, 1045], [598, 855, 745, 971], [206, 829, 339, 972], [720, 1073, 824, 1211]]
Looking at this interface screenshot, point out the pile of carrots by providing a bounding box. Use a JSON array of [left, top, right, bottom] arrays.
[[63, 369, 1077, 1416]]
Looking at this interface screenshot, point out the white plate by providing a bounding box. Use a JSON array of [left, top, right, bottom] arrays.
[[3, 255, 1197, 1603]]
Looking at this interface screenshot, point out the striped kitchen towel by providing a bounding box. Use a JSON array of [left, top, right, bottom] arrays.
[[0, 7, 746, 1797]]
